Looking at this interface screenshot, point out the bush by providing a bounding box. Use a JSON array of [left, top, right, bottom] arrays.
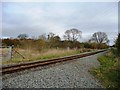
[[83, 42, 91, 48], [115, 33, 120, 56]]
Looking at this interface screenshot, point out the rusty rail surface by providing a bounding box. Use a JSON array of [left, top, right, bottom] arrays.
[[1, 49, 107, 75]]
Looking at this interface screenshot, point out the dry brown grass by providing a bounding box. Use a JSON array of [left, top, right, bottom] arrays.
[[2, 47, 98, 65], [2, 48, 80, 65]]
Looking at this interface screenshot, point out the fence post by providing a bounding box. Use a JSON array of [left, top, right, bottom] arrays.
[[8, 45, 14, 60]]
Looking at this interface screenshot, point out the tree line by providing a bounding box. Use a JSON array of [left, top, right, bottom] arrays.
[[2, 28, 110, 51]]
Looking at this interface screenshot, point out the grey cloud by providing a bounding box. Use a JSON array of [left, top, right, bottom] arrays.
[[2, 2, 118, 45]]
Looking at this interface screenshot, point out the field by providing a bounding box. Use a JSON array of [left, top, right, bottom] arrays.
[[2, 48, 96, 65]]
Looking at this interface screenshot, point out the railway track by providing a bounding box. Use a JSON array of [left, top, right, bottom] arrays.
[[1, 49, 107, 75]]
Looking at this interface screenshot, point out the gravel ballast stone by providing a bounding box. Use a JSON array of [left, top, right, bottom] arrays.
[[2, 52, 107, 88]]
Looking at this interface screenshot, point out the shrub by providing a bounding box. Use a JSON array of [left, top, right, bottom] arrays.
[[91, 50, 120, 88], [115, 33, 120, 56]]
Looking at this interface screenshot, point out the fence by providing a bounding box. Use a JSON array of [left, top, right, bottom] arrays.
[[1, 45, 26, 62], [0, 45, 14, 61]]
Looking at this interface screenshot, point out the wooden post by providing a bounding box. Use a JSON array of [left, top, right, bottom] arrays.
[[8, 45, 14, 60], [11, 45, 14, 59], [67, 47, 70, 51], [8, 46, 12, 60]]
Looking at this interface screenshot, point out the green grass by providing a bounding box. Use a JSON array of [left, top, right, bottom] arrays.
[[90, 49, 120, 88]]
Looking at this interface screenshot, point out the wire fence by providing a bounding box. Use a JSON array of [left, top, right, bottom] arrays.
[[1, 45, 26, 62], [0, 46, 14, 61]]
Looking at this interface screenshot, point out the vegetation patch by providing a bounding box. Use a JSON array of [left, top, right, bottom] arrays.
[[90, 49, 120, 88], [2, 48, 81, 65]]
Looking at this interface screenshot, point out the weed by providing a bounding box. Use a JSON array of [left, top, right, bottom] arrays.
[[90, 50, 120, 88]]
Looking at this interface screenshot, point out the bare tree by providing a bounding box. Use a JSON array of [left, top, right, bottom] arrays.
[[63, 28, 82, 41], [63, 30, 71, 41], [47, 32, 55, 40], [89, 32, 109, 44], [38, 33, 47, 40]]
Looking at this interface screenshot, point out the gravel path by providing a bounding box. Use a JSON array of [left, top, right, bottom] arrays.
[[2, 52, 107, 88]]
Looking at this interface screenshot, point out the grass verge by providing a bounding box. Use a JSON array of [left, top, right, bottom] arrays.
[[90, 49, 120, 88], [2, 48, 84, 65], [2, 48, 96, 65]]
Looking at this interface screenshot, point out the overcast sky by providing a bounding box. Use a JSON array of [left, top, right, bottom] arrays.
[[2, 2, 118, 45]]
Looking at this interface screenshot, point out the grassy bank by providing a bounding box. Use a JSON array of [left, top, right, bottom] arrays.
[[90, 49, 120, 88], [2, 48, 94, 65]]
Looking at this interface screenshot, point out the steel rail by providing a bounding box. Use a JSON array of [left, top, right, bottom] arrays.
[[1, 49, 107, 75]]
